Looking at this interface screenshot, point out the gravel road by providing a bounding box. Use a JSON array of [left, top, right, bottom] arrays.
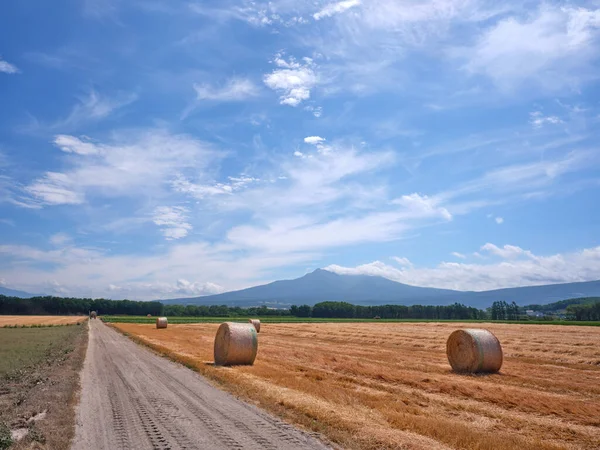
[[72, 320, 330, 450]]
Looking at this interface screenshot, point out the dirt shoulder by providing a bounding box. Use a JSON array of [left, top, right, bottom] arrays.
[[0, 322, 88, 450]]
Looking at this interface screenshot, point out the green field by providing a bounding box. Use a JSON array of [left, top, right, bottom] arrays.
[[0, 325, 83, 377], [100, 315, 600, 326]]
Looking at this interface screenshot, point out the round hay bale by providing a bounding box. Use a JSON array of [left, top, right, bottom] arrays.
[[214, 322, 258, 366], [446, 329, 503, 373], [90, 311, 97, 319], [147, 314, 152, 317], [248, 319, 261, 333], [156, 317, 168, 329]]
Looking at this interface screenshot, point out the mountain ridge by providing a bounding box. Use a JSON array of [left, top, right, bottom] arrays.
[[160, 269, 600, 309]]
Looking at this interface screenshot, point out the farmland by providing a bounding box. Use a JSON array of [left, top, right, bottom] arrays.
[[113, 321, 600, 450], [0, 315, 87, 327], [0, 323, 87, 449]]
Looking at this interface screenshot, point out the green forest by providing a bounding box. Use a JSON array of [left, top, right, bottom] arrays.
[[1, 295, 598, 321]]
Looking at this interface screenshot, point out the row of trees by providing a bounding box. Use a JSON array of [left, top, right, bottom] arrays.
[[1, 294, 598, 321], [162, 304, 291, 317], [566, 302, 600, 321], [293, 302, 485, 320], [0, 295, 164, 316], [490, 301, 521, 320]]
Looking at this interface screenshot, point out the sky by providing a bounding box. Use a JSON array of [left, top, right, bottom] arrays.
[[0, 0, 599, 300]]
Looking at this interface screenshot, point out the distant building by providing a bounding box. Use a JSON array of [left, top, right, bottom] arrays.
[[526, 310, 544, 318]]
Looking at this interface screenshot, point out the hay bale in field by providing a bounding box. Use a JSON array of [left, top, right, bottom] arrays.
[[446, 329, 503, 373], [214, 322, 258, 366], [147, 314, 152, 317], [156, 317, 168, 329], [90, 311, 97, 319], [248, 318, 261, 333]]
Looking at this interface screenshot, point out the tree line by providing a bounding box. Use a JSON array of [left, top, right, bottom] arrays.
[[292, 301, 485, 319], [0, 295, 164, 316], [566, 302, 600, 321], [1, 294, 598, 321]]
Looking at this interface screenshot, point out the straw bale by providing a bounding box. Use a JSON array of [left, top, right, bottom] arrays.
[[156, 317, 168, 329], [446, 328, 503, 373], [248, 319, 261, 333], [214, 322, 258, 366]]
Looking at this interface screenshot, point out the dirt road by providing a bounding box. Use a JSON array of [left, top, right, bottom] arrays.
[[72, 320, 330, 450]]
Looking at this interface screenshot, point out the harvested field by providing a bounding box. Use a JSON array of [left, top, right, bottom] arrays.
[[114, 322, 600, 450], [0, 315, 86, 326]]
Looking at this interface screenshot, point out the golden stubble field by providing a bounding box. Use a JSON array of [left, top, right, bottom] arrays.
[[0, 315, 87, 326], [113, 322, 600, 450]]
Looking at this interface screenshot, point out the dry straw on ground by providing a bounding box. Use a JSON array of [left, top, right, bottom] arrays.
[[214, 322, 258, 366], [249, 319, 261, 333], [115, 322, 600, 450], [156, 317, 168, 329], [446, 328, 503, 373], [0, 316, 86, 326]]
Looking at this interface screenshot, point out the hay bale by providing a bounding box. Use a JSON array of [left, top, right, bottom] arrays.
[[90, 311, 97, 319], [446, 329, 503, 373], [214, 322, 258, 366], [248, 319, 261, 333], [156, 317, 168, 329], [147, 314, 152, 317]]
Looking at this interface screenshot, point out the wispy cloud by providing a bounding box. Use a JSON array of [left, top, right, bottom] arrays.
[[26, 89, 137, 132], [314, 0, 361, 20], [193, 78, 259, 101], [20, 130, 221, 207], [462, 5, 600, 90], [529, 111, 563, 128], [153, 206, 192, 240], [0, 57, 19, 74], [182, 78, 260, 119]]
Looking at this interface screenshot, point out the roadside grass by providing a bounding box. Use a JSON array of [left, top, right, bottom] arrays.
[[101, 315, 600, 326], [0, 324, 88, 449]]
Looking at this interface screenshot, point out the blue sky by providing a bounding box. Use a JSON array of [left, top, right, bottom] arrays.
[[1, 0, 599, 299]]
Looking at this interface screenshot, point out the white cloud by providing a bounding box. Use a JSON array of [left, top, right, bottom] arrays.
[[153, 206, 192, 240], [451, 251, 466, 259], [391, 256, 412, 267], [495, 216, 504, 224], [54, 135, 101, 155], [393, 193, 452, 221], [21, 130, 220, 207], [325, 244, 600, 291], [50, 233, 72, 246], [264, 55, 318, 106], [0, 57, 19, 74], [193, 78, 259, 102], [172, 175, 260, 199], [480, 243, 535, 260], [463, 5, 600, 90], [314, 0, 361, 20], [529, 111, 563, 128], [304, 136, 325, 145], [25, 172, 85, 206]]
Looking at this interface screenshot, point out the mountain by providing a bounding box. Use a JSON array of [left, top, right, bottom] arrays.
[[0, 286, 37, 298], [160, 269, 600, 309]]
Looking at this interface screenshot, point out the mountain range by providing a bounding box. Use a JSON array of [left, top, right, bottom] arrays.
[[161, 269, 600, 309], [0, 286, 37, 298]]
